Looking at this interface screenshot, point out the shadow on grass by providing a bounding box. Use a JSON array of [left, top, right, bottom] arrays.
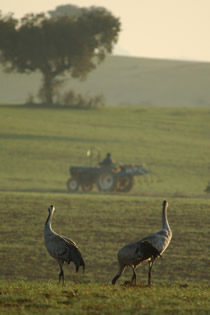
[[0, 132, 105, 143], [0, 188, 208, 200]]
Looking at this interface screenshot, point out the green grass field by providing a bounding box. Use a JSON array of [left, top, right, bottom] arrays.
[[0, 105, 209, 313], [0, 105, 210, 196]]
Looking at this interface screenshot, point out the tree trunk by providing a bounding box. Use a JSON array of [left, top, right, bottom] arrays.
[[39, 71, 54, 106]]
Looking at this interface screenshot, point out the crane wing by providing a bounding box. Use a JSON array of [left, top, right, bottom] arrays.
[[140, 229, 171, 253], [45, 233, 85, 272], [45, 234, 76, 257]]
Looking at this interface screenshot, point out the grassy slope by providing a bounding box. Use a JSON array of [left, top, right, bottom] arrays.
[[0, 105, 209, 313], [1, 56, 210, 106]]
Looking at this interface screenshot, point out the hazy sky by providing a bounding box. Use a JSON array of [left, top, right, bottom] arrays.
[[1, 0, 210, 61]]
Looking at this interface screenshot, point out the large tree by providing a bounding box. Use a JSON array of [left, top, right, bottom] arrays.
[[0, 7, 120, 106]]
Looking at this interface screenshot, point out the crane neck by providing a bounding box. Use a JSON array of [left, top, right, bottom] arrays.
[[45, 211, 53, 231], [162, 204, 170, 231]]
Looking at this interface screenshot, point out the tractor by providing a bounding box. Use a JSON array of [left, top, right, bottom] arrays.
[[66, 164, 150, 193]]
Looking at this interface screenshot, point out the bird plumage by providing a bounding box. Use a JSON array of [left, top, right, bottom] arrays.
[[112, 200, 172, 285], [44, 205, 85, 283]]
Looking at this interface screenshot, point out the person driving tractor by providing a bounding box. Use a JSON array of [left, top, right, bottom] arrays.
[[99, 153, 112, 166]]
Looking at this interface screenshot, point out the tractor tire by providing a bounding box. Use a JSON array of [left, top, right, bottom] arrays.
[[116, 175, 134, 192], [81, 183, 93, 192], [96, 170, 116, 192], [66, 178, 79, 192]]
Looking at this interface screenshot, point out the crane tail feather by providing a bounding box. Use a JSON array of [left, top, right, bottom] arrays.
[[137, 240, 161, 261], [74, 253, 85, 273]]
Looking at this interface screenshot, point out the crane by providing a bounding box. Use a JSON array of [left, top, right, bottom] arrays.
[[44, 205, 85, 284], [112, 200, 172, 285]]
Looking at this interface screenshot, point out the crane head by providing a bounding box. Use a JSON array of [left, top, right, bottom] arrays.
[[48, 205, 55, 213], [162, 200, 168, 208]]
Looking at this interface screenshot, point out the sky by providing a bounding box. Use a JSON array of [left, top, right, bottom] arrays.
[[1, 0, 210, 62]]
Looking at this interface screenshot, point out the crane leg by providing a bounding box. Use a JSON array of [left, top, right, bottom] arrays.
[[148, 260, 154, 286], [112, 265, 126, 285], [58, 261, 64, 285], [131, 267, 136, 285], [58, 269, 64, 284]]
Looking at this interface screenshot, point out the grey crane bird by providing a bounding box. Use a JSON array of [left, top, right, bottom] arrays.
[[44, 205, 85, 284], [112, 200, 172, 286]]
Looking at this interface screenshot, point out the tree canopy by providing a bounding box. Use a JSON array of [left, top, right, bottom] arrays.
[[0, 7, 121, 106]]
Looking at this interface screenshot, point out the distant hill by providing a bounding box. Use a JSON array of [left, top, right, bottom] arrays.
[[0, 55, 210, 106]]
